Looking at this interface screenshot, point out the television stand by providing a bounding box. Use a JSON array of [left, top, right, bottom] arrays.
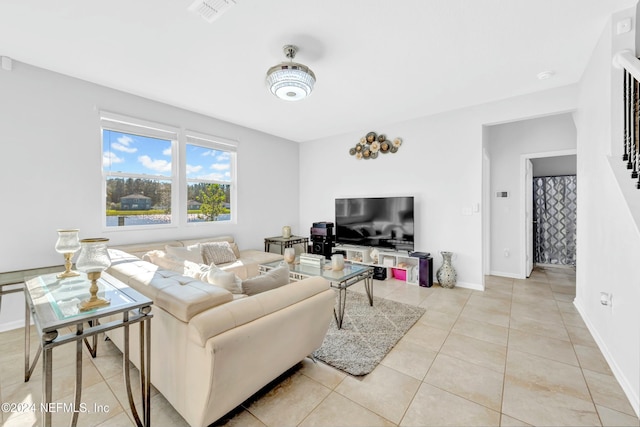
[[333, 244, 423, 285]]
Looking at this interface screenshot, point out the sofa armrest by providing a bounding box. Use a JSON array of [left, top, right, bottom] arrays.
[[188, 276, 331, 347]]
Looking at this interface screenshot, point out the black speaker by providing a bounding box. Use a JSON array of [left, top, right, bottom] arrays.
[[373, 266, 387, 280], [311, 239, 333, 259], [410, 252, 433, 287]]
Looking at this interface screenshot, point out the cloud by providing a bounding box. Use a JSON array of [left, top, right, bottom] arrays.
[[194, 172, 227, 181], [163, 147, 171, 156], [138, 155, 171, 172], [103, 151, 123, 167], [112, 135, 137, 153], [186, 164, 203, 174], [210, 162, 230, 171]]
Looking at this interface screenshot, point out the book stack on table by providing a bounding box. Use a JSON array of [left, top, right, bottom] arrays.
[[299, 253, 325, 268]]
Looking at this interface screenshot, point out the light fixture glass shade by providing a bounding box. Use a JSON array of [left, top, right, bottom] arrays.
[[266, 63, 316, 101]]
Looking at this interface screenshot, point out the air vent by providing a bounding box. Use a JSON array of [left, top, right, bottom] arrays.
[[188, 0, 237, 23]]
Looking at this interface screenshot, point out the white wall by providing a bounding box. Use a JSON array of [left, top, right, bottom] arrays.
[[574, 7, 640, 415], [486, 113, 577, 277], [299, 86, 578, 290], [0, 61, 300, 330]]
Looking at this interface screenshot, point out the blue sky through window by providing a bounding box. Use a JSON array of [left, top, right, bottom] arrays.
[[103, 130, 231, 182], [186, 144, 231, 183]]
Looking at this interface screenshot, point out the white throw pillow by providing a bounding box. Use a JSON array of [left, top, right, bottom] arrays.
[[200, 241, 237, 265], [241, 264, 290, 296], [165, 244, 202, 264], [206, 265, 243, 294], [143, 250, 209, 280]]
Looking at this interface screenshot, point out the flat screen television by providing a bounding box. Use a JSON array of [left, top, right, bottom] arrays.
[[335, 196, 414, 252]]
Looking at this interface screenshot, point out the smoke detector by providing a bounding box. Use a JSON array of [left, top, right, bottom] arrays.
[[188, 0, 237, 23]]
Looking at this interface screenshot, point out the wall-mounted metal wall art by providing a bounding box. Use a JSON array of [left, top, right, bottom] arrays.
[[349, 132, 402, 159]]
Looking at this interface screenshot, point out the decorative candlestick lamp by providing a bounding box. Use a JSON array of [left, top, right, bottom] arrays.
[[55, 229, 81, 279], [75, 238, 111, 311]]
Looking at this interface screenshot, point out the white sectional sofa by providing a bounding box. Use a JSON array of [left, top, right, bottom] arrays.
[[103, 235, 335, 427]]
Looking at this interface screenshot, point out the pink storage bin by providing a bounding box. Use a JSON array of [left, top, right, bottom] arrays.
[[391, 268, 406, 281]]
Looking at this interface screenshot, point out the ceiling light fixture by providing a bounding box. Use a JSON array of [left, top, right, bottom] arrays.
[[266, 45, 316, 101]]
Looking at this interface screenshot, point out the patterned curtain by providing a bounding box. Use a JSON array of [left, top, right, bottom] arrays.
[[533, 175, 577, 266]]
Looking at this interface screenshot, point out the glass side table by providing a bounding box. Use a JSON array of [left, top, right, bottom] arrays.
[[24, 271, 153, 427], [264, 235, 309, 254]]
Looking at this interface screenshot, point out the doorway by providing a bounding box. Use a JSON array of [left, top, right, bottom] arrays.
[[521, 151, 577, 277], [532, 174, 577, 266]]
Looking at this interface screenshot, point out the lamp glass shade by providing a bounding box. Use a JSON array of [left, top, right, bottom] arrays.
[[75, 238, 111, 273], [54, 229, 81, 254], [266, 63, 316, 101]]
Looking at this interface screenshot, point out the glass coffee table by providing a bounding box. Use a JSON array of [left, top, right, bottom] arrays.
[[259, 260, 373, 329]]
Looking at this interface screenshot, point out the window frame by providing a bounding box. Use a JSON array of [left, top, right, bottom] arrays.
[[183, 130, 238, 226], [100, 111, 238, 231]]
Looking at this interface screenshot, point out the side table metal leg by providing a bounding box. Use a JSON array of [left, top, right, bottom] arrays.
[[71, 324, 84, 427], [83, 319, 99, 358], [144, 318, 151, 427], [24, 299, 30, 381], [24, 300, 41, 382], [123, 317, 144, 427], [42, 345, 53, 427]]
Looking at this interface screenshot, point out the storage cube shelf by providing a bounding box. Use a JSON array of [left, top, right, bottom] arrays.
[[335, 246, 421, 285]]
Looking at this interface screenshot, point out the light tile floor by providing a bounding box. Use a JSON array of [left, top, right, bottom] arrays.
[[1, 266, 638, 426]]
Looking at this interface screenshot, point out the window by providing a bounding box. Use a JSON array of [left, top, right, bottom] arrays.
[[101, 112, 236, 229], [102, 113, 177, 228], [185, 132, 237, 223]]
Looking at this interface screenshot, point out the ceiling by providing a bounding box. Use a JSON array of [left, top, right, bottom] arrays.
[[0, 0, 636, 142]]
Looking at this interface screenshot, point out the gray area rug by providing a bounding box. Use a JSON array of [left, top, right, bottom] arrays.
[[312, 290, 426, 376]]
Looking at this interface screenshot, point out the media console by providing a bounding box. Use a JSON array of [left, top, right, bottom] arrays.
[[332, 245, 433, 287]]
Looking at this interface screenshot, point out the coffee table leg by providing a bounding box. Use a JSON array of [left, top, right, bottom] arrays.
[[334, 286, 347, 329], [364, 274, 373, 306]]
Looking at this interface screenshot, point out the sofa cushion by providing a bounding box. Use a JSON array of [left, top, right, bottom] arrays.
[[241, 264, 290, 296], [107, 249, 233, 322], [200, 241, 237, 265], [207, 266, 243, 294], [165, 243, 202, 264]]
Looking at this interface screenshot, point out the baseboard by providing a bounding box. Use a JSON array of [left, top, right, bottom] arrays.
[[535, 263, 576, 270], [573, 299, 640, 417], [453, 281, 484, 291], [0, 319, 28, 333], [489, 271, 522, 279]]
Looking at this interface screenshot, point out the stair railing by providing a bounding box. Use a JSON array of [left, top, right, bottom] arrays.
[[615, 50, 640, 188]]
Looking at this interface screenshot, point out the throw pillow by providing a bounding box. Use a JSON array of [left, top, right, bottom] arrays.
[[143, 250, 209, 280], [206, 265, 243, 294], [200, 241, 237, 265], [165, 244, 203, 264], [229, 242, 241, 258], [241, 264, 290, 296]]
